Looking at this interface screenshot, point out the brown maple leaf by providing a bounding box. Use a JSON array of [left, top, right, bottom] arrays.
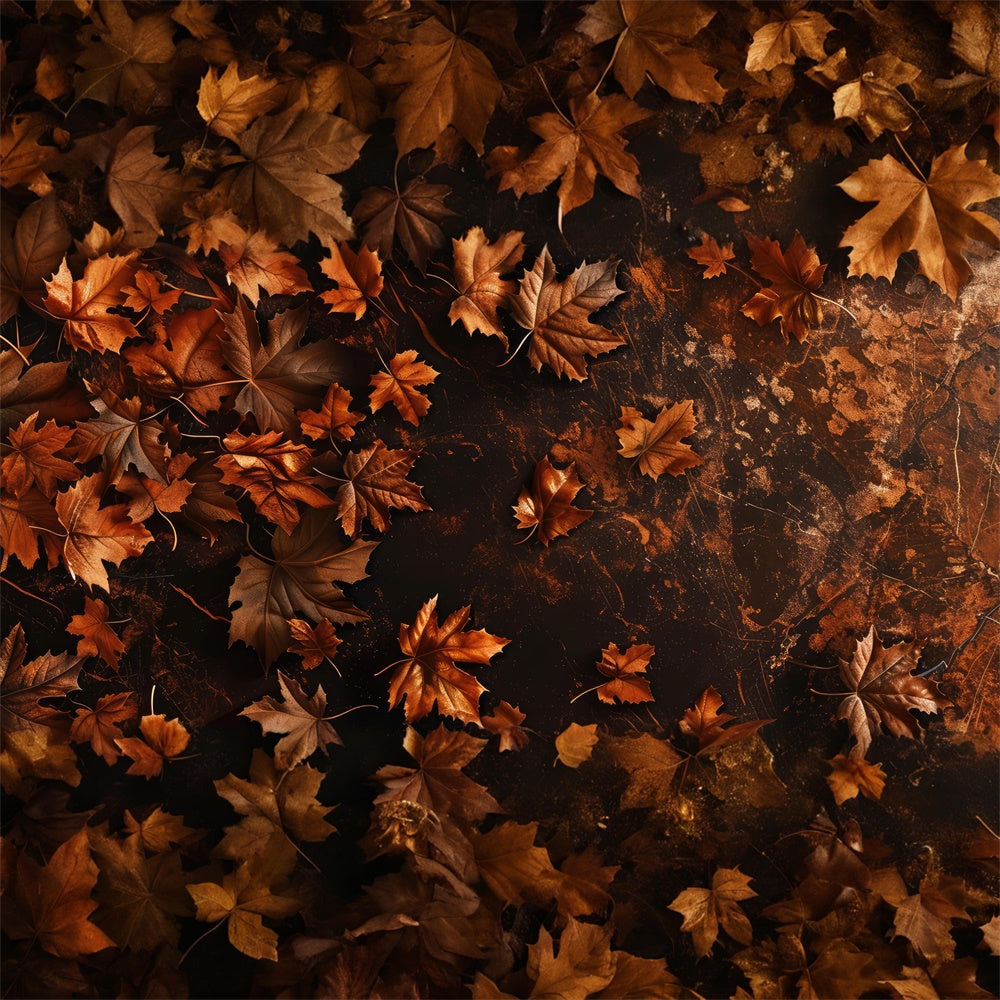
[[555, 722, 599, 768], [832, 626, 950, 759], [335, 439, 429, 537], [55, 472, 153, 591], [741, 233, 828, 342], [482, 700, 529, 752], [1, 195, 71, 321], [228, 509, 376, 668], [589, 642, 656, 704], [514, 456, 593, 546], [353, 179, 455, 272], [196, 64, 285, 143], [216, 430, 334, 534], [679, 685, 772, 754], [178, 455, 243, 544], [121, 268, 183, 314], [43, 252, 141, 353], [838, 143, 1000, 300], [0, 487, 63, 571], [669, 867, 757, 957], [686, 233, 735, 278], [527, 921, 616, 998], [826, 753, 886, 805], [384, 596, 510, 725], [66, 596, 126, 670], [510, 247, 624, 380], [0, 114, 59, 194], [0, 623, 82, 735], [369, 350, 439, 426], [1, 346, 92, 432], [320, 242, 384, 319], [448, 227, 525, 345], [892, 875, 976, 967], [117, 451, 196, 526], [218, 230, 312, 305], [605, 732, 684, 810], [616, 402, 702, 479], [122, 806, 194, 854], [287, 618, 341, 671], [832, 55, 921, 141], [578, 0, 725, 102], [240, 672, 343, 771], [745, 3, 833, 72], [115, 713, 191, 778], [297, 383, 365, 443], [1, 414, 80, 498], [69, 691, 137, 765]]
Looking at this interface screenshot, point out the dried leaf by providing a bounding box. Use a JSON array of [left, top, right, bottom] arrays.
[[1, 415, 80, 498], [833, 55, 921, 141], [287, 618, 341, 671], [482, 700, 529, 752], [514, 456, 592, 545], [197, 64, 285, 142], [115, 713, 191, 778], [679, 685, 772, 754], [335, 439, 429, 537], [595, 642, 655, 704], [319, 242, 383, 319], [218, 230, 312, 305], [555, 722, 599, 768], [746, 4, 833, 72], [826, 753, 887, 805], [69, 692, 137, 764], [297, 383, 365, 443], [449, 227, 525, 345], [66, 596, 126, 670], [369, 350, 439, 426], [669, 867, 757, 957], [615, 402, 702, 479], [0, 624, 82, 735], [686, 233, 735, 278]]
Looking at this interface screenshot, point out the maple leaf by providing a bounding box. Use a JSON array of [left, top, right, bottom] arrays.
[[449, 227, 525, 345], [178, 455, 243, 544], [892, 875, 975, 967], [335, 439, 429, 537], [1, 195, 71, 321], [616, 401, 703, 479], [73, 389, 170, 485], [679, 685, 772, 754], [69, 691, 137, 765], [188, 859, 299, 962], [0, 487, 63, 571], [115, 713, 191, 778], [492, 93, 648, 224], [669, 867, 757, 957], [105, 125, 187, 248], [221, 108, 367, 246], [1, 415, 80, 498], [302, 59, 379, 131], [528, 921, 616, 999], [218, 300, 352, 435], [1, 347, 92, 432], [0, 623, 82, 735], [482, 700, 529, 752], [374, 725, 499, 825], [298, 383, 365, 443], [592, 642, 655, 704], [598, 953, 682, 1000], [4, 829, 115, 959], [117, 452, 196, 525], [686, 233, 735, 278], [832, 626, 950, 759], [122, 806, 194, 855], [1, 725, 80, 797], [240, 672, 343, 771], [578, 0, 725, 102], [319, 242, 384, 319], [66, 596, 126, 670], [555, 722, 599, 768], [826, 753, 886, 805], [0, 114, 58, 194], [745, 3, 833, 72], [218, 230, 312, 305], [377, 7, 506, 156], [228, 508, 376, 669], [121, 268, 183, 314], [474, 821, 572, 911], [353, 179, 455, 272], [838, 144, 1000, 300], [832, 56, 921, 141], [216, 429, 334, 534], [369, 350, 440, 426], [287, 618, 341, 671], [385, 595, 510, 725], [605, 733, 684, 810], [43, 252, 141, 353], [510, 246, 624, 380], [740, 233, 828, 342], [196, 64, 285, 143], [514, 456, 593, 545]]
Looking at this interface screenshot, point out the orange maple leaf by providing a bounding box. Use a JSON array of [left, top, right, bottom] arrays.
[[297, 383, 364, 443], [319, 241, 383, 319], [595, 642, 656, 704], [679, 686, 772, 753], [1, 414, 80, 497], [116, 713, 191, 778], [686, 233, 735, 278], [369, 350, 439, 426], [69, 691, 137, 764], [66, 596, 126, 669], [616, 402, 702, 480], [514, 456, 592, 546]]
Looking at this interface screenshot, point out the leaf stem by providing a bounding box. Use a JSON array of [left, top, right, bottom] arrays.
[[569, 683, 603, 704]]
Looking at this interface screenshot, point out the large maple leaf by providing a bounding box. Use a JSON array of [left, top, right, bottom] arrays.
[[528, 921, 616, 999], [0, 623, 82, 735], [616, 402, 702, 479], [510, 247, 625, 380], [838, 144, 1000, 300], [449, 227, 525, 345], [335, 439, 429, 537], [745, 3, 833, 72], [196, 64, 285, 143], [833, 626, 950, 758], [1, 195, 71, 321], [514, 456, 592, 545], [0, 487, 62, 571], [384, 596, 510, 725], [1, 415, 79, 498], [492, 93, 648, 223], [228, 508, 376, 669], [669, 867, 757, 957], [578, 0, 724, 102]]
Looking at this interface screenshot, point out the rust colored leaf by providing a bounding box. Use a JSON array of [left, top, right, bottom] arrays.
[[385, 595, 510, 725], [449, 227, 525, 345], [527, 921, 615, 999], [115, 713, 191, 778], [826, 753, 887, 805], [369, 349, 439, 426], [121, 269, 183, 314], [482, 700, 529, 752], [686, 233, 735, 278], [287, 618, 341, 671], [679, 685, 772, 754], [605, 733, 684, 810], [1, 415, 80, 498], [66, 596, 126, 670], [669, 867, 757, 957], [514, 456, 592, 546], [0, 623, 82, 735], [69, 691, 137, 765], [336, 439, 429, 537], [0, 487, 63, 571], [319, 242, 383, 319], [297, 383, 365, 443], [1, 348, 92, 432], [595, 642, 655, 704], [1, 195, 71, 321], [616, 401, 702, 479], [218, 230, 312, 305], [117, 452, 196, 524], [555, 722, 599, 768]]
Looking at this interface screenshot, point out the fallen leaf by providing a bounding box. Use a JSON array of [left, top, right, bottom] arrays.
[[514, 456, 593, 546], [197, 64, 285, 142], [616, 402, 702, 479], [0, 487, 63, 571], [287, 618, 341, 671], [369, 350, 439, 426], [605, 733, 684, 810], [1, 348, 92, 432], [122, 806, 194, 854], [594, 642, 655, 704], [669, 867, 757, 957], [1, 415, 80, 498], [335, 439, 429, 537], [218, 230, 312, 305], [0, 195, 71, 321], [0, 623, 82, 735], [449, 227, 525, 345], [892, 875, 975, 967], [527, 920, 615, 998], [826, 753, 887, 805], [833, 55, 922, 140], [596, 952, 681, 999], [115, 713, 191, 778], [69, 692, 137, 764], [745, 4, 833, 72], [679, 685, 772, 753], [297, 383, 365, 442], [686, 233, 735, 277], [66, 596, 126, 670], [319, 242, 383, 319], [555, 722, 599, 768], [121, 268, 183, 314], [482, 700, 529, 752], [117, 452, 196, 524], [0, 114, 58, 193]]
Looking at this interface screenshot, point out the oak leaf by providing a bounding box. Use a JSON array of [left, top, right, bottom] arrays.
[[287, 618, 341, 670], [369, 350, 439, 426], [1, 415, 80, 498], [669, 867, 757, 957], [510, 247, 624, 380], [832, 56, 921, 141], [336, 439, 429, 537], [297, 383, 364, 443], [741, 233, 827, 342], [528, 920, 615, 999], [240, 672, 343, 770], [0, 624, 82, 735], [616, 401, 702, 479], [43, 252, 141, 354], [449, 227, 525, 345], [686, 233, 735, 278], [833, 626, 950, 759], [578, 1, 724, 102], [197, 64, 285, 143], [218, 230, 312, 305], [115, 713, 191, 778], [216, 429, 333, 533], [838, 145, 1000, 300], [385, 596, 510, 725], [482, 700, 529, 752], [514, 457, 592, 546], [69, 692, 137, 765], [679, 685, 772, 754], [228, 508, 376, 668], [66, 596, 126, 670], [0, 195, 71, 321], [745, 3, 833, 72], [319, 242, 384, 319], [555, 722, 599, 768], [826, 753, 886, 805]]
